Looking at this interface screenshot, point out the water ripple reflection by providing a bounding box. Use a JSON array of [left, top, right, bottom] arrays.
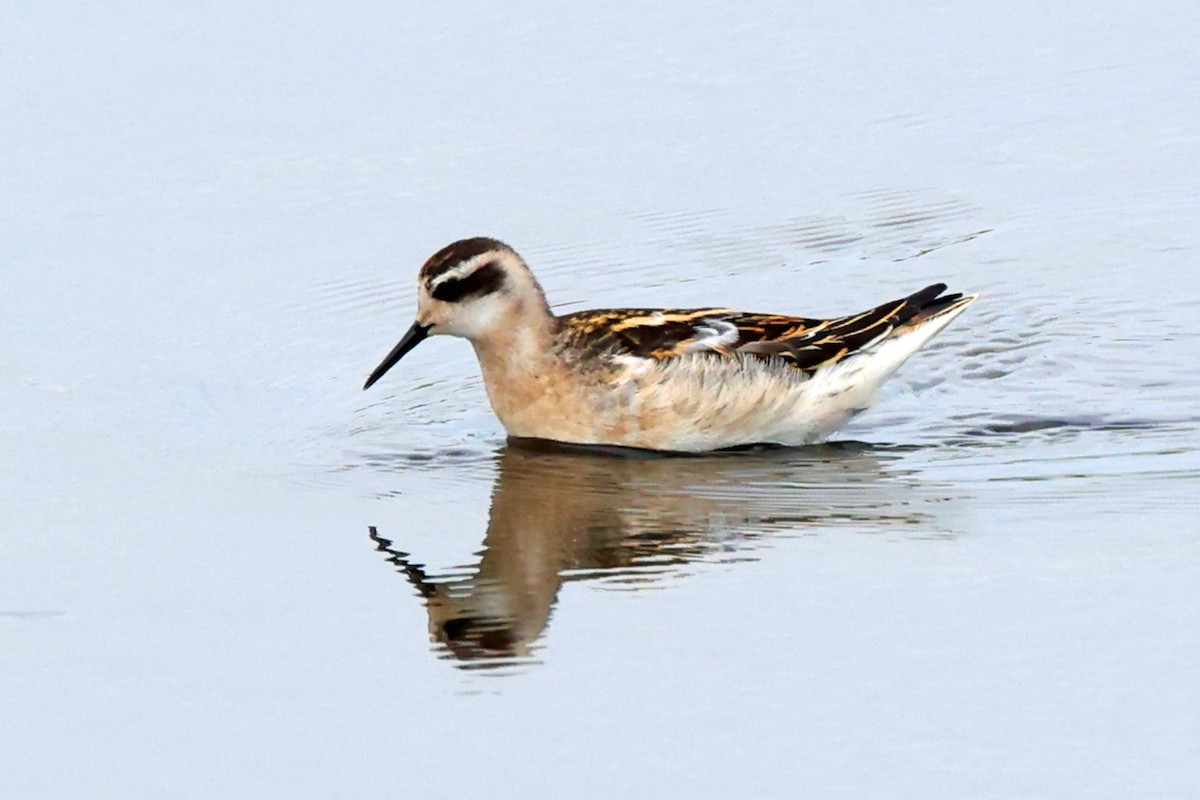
[[367, 441, 960, 671]]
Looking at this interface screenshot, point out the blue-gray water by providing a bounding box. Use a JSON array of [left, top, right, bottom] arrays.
[[4, 3, 1199, 797]]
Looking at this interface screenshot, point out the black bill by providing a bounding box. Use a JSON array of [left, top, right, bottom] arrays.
[[363, 321, 430, 390]]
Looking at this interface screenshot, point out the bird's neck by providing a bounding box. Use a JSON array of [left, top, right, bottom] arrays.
[[469, 299, 559, 384]]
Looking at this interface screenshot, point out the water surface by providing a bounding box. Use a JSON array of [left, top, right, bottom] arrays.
[[4, 2, 1199, 798]]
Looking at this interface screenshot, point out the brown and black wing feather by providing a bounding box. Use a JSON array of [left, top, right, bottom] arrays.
[[556, 284, 962, 374]]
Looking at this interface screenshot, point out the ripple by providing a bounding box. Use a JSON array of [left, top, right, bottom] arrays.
[[949, 414, 1178, 439], [630, 190, 991, 276], [0, 610, 67, 620]]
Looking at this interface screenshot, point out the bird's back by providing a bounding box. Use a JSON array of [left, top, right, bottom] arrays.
[[554, 284, 969, 373]]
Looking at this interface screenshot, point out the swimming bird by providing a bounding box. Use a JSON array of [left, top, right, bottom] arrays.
[[363, 237, 977, 452]]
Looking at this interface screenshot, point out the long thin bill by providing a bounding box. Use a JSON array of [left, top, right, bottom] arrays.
[[363, 321, 430, 390]]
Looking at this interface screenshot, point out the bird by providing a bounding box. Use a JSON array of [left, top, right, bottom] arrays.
[[363, 237, 978, 452]]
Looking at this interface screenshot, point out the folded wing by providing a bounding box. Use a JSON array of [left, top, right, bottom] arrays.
[[557, 284, 963, 374]]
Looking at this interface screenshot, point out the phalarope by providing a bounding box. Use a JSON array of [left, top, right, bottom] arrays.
[[364, 237, 978, 452]]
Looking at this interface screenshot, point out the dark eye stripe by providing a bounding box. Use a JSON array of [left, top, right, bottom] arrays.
[[430, 260, 506, 303]]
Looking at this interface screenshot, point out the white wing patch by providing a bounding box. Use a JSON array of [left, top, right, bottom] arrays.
[[680, 318, 740, 353]]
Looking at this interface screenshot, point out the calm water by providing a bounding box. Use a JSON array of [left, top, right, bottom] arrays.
[[4, 2, 1200, 797]]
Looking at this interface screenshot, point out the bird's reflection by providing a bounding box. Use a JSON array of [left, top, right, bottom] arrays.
[[369, 439, 951, 669]]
